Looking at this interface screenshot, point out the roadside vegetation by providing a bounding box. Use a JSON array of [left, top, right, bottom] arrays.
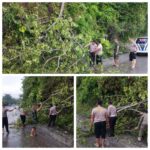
[[3, 3, 147, 73]]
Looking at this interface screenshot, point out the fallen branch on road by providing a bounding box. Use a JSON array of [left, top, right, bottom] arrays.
[[117, 100, 147, 113]]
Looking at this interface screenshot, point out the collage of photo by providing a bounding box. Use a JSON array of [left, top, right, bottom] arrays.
[[1, 1, 148, 148]]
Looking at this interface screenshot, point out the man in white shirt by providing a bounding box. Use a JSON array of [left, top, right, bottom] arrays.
[[90, 100, 108, 147], [86, 40, 103, 66], [93, 40, 103, 65], [48, 104, 58, 127], [88, 40, 97, 66], [108, 101, 117, 137]]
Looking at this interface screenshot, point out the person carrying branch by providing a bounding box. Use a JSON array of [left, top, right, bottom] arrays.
[[90, 100, 108, 147], [108, 101, 117, 137], [30, 102, 43, 137], [2, 104, 16, 134], [86, 39, 103, 71], [134, 111, 147, 142], [48, 104, 60, 127], [86, 40, 97, 66]]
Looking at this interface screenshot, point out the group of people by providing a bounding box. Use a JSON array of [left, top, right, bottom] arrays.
[[3, 100, 147, 146], [88, 37, 138, 70], [2, 103, 59, 137], [90, 100, 147, 147], [87, 39, 103, 66], [90, 100, 117, 147]]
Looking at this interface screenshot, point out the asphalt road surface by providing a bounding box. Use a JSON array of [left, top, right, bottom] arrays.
[[3, 126, 71, 148], [3, 107, 73, 148], [103, 53, 148, 74], [77, 115, 147, 148], [3, 106, 73, 148], [77, 134, 147, 148]]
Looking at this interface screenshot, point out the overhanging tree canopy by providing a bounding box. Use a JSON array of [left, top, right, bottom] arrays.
[[3, 3, 148, 73]]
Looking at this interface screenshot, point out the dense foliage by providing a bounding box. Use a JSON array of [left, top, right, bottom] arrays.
[[3, 94, 19, 105], [21, 77, 73, 133], [77, 77, 147, 134], [3, 3, 147, 73]]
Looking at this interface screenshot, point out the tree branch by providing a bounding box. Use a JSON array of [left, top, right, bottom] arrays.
[[59, 2, 65, 18], [42, 90, 62, 104], [55, 56, 61, 73], [117, 100, 147, 113], [66, 95, 73, 101], [42, 54, 65, 72], [42, 56, 59, 71], [67, 58, 82, 70], [128, 108, 143, 114], [45, 2, 65, 33]]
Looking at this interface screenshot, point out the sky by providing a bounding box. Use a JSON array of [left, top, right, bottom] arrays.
[[2, 76, 24, 99]]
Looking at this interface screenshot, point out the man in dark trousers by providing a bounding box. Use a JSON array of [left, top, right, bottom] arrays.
[[48, 104, 58, 127], [2, 104, 16, 134], [108, 101, 117, 137]]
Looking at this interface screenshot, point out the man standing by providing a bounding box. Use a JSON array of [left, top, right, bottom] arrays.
[[108, 101, 117, 137], [48, 104, 58, 127], [88, 40, 97, 66], [90, 100, 108, 147], [95, 40, 103, 65], [18, 107, 26, 127], [2, 104, 16, 134], [128, 38, 138, 69], [30, 102, 43, 137]]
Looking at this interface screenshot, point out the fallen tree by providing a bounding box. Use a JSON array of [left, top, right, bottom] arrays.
[[117, 100, 147, 113]]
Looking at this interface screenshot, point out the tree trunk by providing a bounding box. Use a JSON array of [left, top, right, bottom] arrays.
[[59, 3, 65, 18]]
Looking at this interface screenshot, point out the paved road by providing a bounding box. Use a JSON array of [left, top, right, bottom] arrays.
[[77, 134, 147, 148], [3, 108, 73, 148], [3, 125, 72, 148], [103, 53, 148, 74], [77, 115, 147, 148]]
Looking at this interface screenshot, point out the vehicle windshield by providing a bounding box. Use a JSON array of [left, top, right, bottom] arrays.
[[136, 38, 148, 44]]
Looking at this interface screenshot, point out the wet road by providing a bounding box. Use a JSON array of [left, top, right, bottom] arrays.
[[103, 53, 148, 74], [3, 106, 73, 148], [3, 126, 71, 148]]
